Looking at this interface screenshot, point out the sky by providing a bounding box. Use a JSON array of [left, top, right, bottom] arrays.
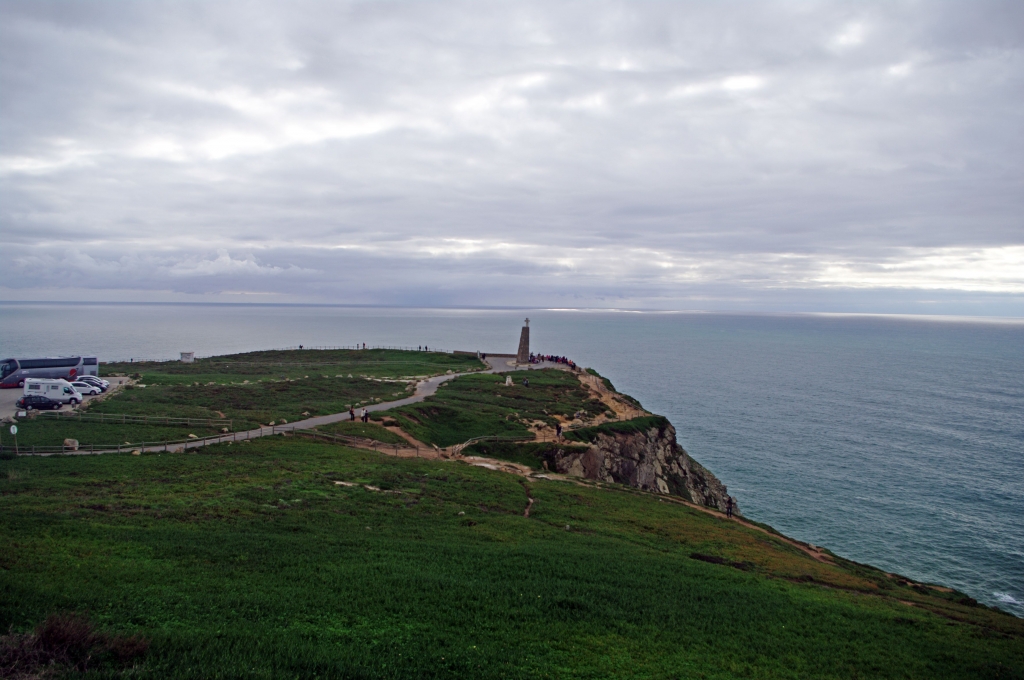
[[2, 0, 1022, 315]]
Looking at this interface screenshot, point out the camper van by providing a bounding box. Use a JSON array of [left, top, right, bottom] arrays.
[[23, 378, 83, 405]]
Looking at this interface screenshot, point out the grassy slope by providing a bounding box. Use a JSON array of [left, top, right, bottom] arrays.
[[1, 439, 1021, 679], [563, 415, 670, 443], [316, 421, 409, 445], [461, 441, 591, 470], [386, 369, 608, 447]]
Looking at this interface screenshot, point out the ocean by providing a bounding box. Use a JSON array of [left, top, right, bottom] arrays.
[[1, 302, 1022, 617]]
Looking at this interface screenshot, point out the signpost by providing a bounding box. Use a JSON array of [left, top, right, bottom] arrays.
[[9, 424, 18, 455]]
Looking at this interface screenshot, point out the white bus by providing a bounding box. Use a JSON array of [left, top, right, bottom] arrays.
[[0, 356, 97, 387]]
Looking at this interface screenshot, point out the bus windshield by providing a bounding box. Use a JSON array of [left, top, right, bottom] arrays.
[[0, 361, 15, 379]]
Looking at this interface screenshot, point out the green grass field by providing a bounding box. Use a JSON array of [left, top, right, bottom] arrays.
[[0, 417, 223, 450], [105, 349, 483, 384], [385, 369, 608, 447], [13, 349, 482, 449], [1, 439, 1021, 679]]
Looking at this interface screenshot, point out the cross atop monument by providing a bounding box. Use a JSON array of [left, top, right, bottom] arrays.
[[524, 318, 530, 326]]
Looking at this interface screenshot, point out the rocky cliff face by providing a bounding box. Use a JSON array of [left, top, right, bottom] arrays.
[[549, 421, 734, 512]]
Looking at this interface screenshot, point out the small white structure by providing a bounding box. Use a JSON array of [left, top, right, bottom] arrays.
[[180, 352, 195, 363], [505, 375, 513, 386]]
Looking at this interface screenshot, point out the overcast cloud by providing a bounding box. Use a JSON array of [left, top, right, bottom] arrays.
[[2, 0, 1022, 313]]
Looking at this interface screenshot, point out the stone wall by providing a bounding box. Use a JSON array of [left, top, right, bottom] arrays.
[[547, 421, 734, 512]]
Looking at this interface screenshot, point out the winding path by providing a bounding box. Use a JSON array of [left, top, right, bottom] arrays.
[[29, 354, 564, 456]]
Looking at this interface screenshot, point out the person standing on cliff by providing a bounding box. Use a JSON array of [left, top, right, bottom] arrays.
[[726, 497, 734, 519], [349, 407, 355, 421]]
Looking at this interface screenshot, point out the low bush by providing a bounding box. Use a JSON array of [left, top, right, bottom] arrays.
[[0, 612, 148, 677]]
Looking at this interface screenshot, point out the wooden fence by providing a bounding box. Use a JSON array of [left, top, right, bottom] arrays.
[[33, 411, 232, 428]]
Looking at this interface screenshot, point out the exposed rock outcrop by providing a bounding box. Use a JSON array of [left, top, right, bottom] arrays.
[[549, 418, 734, 512]]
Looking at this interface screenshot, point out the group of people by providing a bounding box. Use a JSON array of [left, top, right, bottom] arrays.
[[530, 353, 577, 370], [349, 406, 369, 423]]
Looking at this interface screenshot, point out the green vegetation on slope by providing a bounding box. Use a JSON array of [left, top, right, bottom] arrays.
[[563, 415, 670, 443], [1, 439, 1020, 679], [461, 440, 591, 470], [385, 369, 607, 447]]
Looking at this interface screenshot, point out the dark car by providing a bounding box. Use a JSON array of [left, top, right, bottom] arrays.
[[15, 394, 63, 411]]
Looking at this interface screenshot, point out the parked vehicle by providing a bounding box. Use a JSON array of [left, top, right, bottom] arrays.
[[81, 356, 100, 377], [75, 375, 109, 391], [70, 381, 101, 396], [0, 356, 85, 388], [16, 394, 63, 411], [23, 378, 82, 405]]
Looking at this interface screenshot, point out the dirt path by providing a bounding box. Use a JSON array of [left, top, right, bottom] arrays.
[[522, 485, 535, 517], [381, 424, 432, 450]]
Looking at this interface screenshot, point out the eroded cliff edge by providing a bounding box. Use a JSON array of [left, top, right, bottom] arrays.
[[545, 416, 734, 512]]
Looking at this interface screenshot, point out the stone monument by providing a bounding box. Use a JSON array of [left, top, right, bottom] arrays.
[[516, 318, 530, 364]]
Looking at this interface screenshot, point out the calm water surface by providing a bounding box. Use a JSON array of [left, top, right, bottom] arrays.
[[1, 303, 1022, 616]]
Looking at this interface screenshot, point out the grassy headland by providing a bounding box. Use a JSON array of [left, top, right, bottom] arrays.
[[4, 348, 1021, 678]]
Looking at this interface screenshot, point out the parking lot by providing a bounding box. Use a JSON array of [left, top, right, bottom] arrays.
[[0, 377, 129, 422]]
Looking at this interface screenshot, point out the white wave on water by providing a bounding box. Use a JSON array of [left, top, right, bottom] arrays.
[[995, 592, 1022, 606]]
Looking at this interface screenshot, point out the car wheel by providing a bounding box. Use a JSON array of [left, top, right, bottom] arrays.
[[56, 404, 63, 410], [18, 380, 24, 387], [25, 405, 33, 411]]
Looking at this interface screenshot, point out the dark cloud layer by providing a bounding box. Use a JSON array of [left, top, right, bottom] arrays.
[[2, 0, 1022, 313]]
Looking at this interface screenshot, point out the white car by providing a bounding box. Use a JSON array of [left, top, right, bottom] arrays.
[[71, 381, 101, 396], [75, 375, 109, 390]]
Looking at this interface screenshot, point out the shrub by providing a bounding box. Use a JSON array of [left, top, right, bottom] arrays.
[[0, 612, 148, 676]]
